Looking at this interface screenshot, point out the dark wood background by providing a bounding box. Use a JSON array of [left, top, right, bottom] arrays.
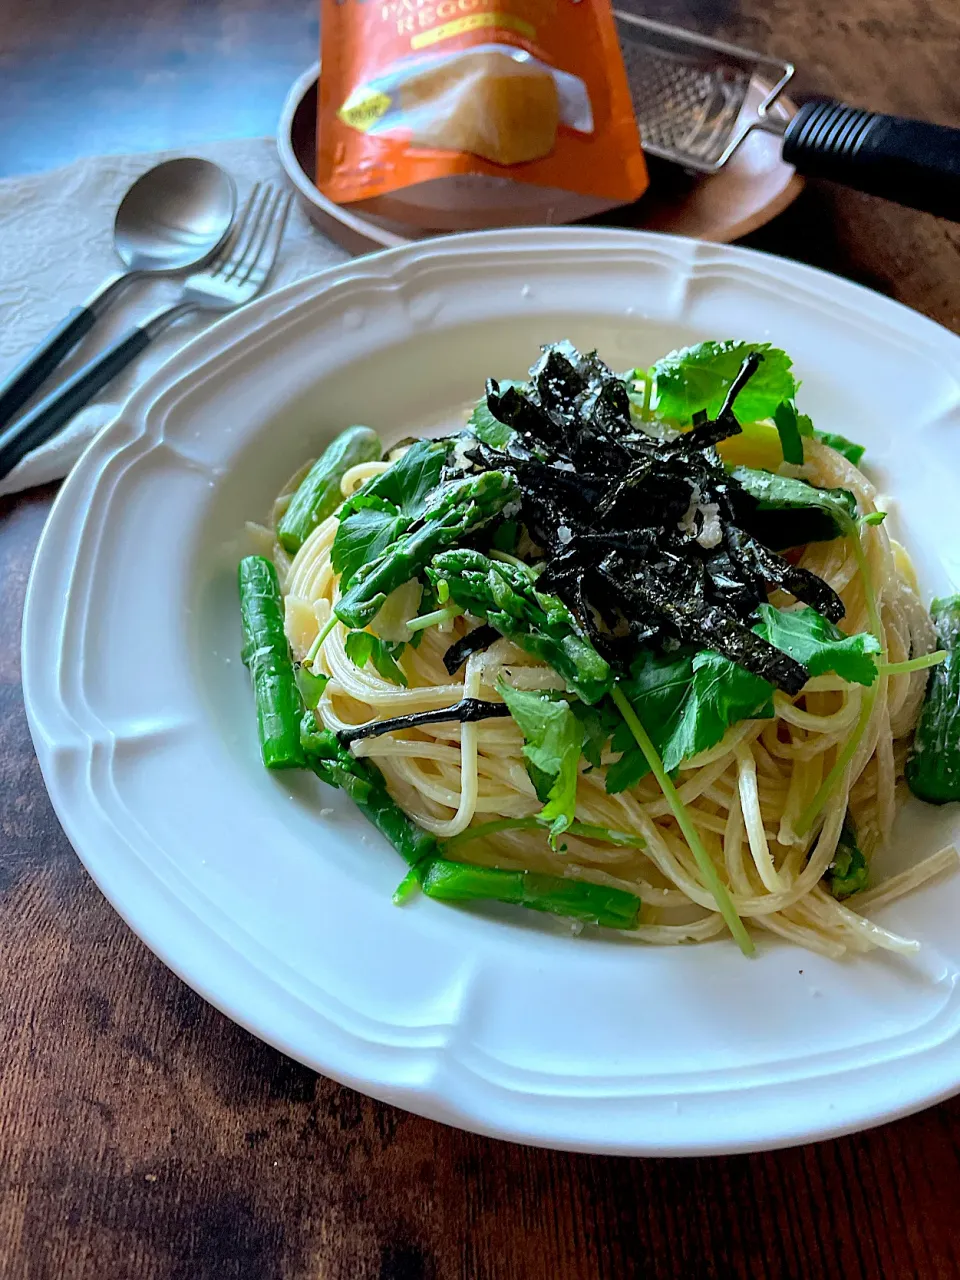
[[2, 1, 960, 1276]]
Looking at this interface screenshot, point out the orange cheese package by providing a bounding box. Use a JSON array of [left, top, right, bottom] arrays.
[[317, 0, 649, 226]]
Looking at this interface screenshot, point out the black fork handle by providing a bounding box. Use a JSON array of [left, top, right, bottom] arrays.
[[0, 306, 98, 428], [0, 327, 153, 482], [781, 101, 960, 222]]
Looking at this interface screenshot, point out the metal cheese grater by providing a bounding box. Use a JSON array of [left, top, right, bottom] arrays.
[[614, 12, 960, 221]]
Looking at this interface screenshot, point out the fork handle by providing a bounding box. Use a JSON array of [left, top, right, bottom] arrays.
[[0, 326, 152, 482], [0, 306, 99, 429], [781, 101, 960, 221]]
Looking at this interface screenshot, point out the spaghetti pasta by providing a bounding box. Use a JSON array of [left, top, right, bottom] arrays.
[[241, 338, 960, 956], [264, 438, 951, 956]]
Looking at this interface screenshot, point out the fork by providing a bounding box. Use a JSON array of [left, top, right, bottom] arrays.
[[0, 183, 293, 482]]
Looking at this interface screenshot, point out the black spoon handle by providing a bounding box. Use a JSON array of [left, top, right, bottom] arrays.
[[0, 306, 99, 428], [0, 326, 152, 481], [781, 101, 960, 222]]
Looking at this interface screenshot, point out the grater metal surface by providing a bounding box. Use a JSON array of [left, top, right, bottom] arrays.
[[615, 13, 795, 173]]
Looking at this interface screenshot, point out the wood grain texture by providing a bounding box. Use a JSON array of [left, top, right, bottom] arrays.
[[1, 0, 959, 1276]]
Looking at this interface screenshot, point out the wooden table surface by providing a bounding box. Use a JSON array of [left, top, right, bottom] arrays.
[[2, 1, 960, 1276]]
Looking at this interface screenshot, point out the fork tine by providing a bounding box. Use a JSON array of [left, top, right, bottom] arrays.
[[208, 182, 263, 274], [235, 190, 293, 290], [228, 185, 282, 286], [216, 183, 271, 281], [221, 183, 278, 283], [218, 180, 273, 277]]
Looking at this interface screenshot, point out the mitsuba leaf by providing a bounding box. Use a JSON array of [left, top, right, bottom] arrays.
[[755, 604, 880, 686], [353, 437, 450, 519], [468, 385, 524, 449], [815, 430, 866, 466], [773, 399, 805, 465], [605, 606, 880, 792], [491, 519, 519, 553], [331, 495, 410, 585], [605, 651, 696, 791], [570, 698, 620, 770], [295, 665, 329, 710], [498, 683, 580, 844], [344, 631, 409, 687], [663, 650, 775, 772], [732, 467, 857, 525], [732, 466, 858, 546], [332, 438, 451, 585], [651, 341, 797, 426]]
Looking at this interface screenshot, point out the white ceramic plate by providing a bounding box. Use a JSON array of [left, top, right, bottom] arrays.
[[24, 229, 960, 1155]]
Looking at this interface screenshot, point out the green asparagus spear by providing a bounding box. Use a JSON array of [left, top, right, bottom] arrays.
[[300, 719, 640, 928], [428, 549, 612, 704], [823, 813, 868, 899], [277, 426, 382, 554], [906, 595, 960, 804], [239, 556, 305, 769], [300, 717, 442, 868], [419, 859, 640, 929], [335, 470, 519, 630]]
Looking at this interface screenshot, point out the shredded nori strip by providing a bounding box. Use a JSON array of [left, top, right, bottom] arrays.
[[465, 343, 854, 694], [442, 624, 500, 675], [338, 698, 511, 747], [725, 526, 846, 624]]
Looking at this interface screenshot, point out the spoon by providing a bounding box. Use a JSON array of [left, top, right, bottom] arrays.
[[0, 157, 237, 428]]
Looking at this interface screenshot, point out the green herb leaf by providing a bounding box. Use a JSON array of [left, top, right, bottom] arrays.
[[344, 631, 409, 687], [295, 665, 329, 710], [570, 698, 620, 770], [664, 650, 775, 772], [733, 466, 857, 525], [732, 466, 858, 545], [606, 651, 697, 791], [491, 519, 519, 553], [815, 430, 866, 466], [755, 604, 881, 686], [467, 380, 525, 449], [498, 683, 581, 844], [606, 647, 775, 789], [332, 438, 451, 586], [331, 495, 411, 586], [356, 437, 450, 519], [773, 399, 805, 465], [605, 606, 880, 792], [468, 400, 514, 449], [651, 341, 797, 426]]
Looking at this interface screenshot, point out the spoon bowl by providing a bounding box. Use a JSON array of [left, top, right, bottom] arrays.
[[114, 157, 238, 274]]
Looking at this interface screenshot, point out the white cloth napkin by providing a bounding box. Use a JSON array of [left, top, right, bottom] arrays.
[[0, 137, 351, 496]]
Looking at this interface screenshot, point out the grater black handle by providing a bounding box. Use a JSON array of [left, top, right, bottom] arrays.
[[781, 101, 960, 222]]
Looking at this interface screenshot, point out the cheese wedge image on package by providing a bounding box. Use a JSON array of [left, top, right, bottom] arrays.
[[317, 0, 649, 224]]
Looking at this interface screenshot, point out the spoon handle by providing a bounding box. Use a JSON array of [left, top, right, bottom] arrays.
[[0, 306, 98, 428], [0, 325, 152, 482]]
